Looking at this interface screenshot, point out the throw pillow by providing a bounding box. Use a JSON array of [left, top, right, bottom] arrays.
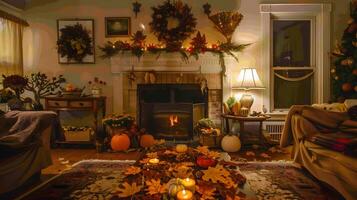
[[348, 105, 357, 121]]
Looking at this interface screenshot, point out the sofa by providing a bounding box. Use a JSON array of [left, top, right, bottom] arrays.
[[281, 105, 357, 200], [0, 111, 58, 194]]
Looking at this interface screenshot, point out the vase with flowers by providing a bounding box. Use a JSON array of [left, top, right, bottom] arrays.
[[88, 77, 106, 97]]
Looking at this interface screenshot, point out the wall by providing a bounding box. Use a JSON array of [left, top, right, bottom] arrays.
[[21, 0, 350, 114]]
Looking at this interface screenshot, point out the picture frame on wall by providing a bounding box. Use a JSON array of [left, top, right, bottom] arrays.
[[105, 17, 131, 37], [57, 19, 95, 64]]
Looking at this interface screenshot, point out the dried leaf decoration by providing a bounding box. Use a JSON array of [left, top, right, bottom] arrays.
[[197, 183, 216, 200], [124, 166, 142, 175], [207, 151, 220, 159], [117, 182, 142, 197], [226, 195, 241, 200], [139, 158, 150, 164], [146, 152, 158, 158], [173, 166, 193, 178], [163, 150, 178, 155], [145, 179, 166, 195], [196, 146, 210, 155], [202, 165, 230, 184]]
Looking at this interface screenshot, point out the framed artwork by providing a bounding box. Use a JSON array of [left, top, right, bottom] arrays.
[[105, 17, 131, 37], [57, 19, 95, 64]]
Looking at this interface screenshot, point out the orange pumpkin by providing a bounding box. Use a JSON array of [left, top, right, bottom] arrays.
[[140, 134, 156, 148], [111, 134, 130, 151]]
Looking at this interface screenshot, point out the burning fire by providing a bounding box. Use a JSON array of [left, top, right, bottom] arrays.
[[169, 115, 179, 127]]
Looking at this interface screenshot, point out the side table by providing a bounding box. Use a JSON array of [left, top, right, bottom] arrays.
[[222, 114, 270, 146], [45, 96, 106, 145]]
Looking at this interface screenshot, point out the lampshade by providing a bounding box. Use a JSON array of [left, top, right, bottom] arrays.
[[234, 68, 264, 90]]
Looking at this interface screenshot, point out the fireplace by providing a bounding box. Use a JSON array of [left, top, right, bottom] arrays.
[[138, 84, 208, 140]]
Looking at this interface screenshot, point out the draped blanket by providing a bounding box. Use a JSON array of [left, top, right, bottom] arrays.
[[0, 111, 58, 149], [280, 106, 357, 200], [0, 111, 59, 194]]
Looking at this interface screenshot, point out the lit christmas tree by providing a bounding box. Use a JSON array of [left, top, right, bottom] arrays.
[[332, 0, 357, 101]]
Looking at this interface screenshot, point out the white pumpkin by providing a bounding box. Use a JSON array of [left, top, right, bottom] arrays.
[[221, 135, 241, 152]]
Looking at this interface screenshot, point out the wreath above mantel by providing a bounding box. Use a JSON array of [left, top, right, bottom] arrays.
[[150, 0, 197, 50]]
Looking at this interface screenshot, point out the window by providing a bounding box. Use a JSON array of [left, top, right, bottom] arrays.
[[272, 19, 314, 110], [0, 16, 25, 77], [260, 4, 331, 113]]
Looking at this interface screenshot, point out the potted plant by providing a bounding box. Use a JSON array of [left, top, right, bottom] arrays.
[[194, 118, 222, 148], [24, 72, 66, 110]]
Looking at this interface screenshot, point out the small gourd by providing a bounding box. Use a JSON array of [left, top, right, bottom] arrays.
[[140, 134, 156, 148], [221, 134, 241, 152], [111, 134, 130, 151], [167, 178, 185, 197]]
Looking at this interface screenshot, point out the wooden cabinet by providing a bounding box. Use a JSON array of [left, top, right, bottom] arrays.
[[45, 96, 106, 145]]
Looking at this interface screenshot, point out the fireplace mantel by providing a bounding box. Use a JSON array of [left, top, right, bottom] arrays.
[[110, 52, 237, 114], [110, 52, 235, 73]]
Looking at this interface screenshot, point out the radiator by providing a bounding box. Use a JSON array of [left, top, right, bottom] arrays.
[[263, 121, 285, 143]]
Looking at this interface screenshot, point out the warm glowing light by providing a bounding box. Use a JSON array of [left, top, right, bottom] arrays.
[[148, 158, 159, 164], [169, 115, 179, 127], [176, 189, 193, 200]]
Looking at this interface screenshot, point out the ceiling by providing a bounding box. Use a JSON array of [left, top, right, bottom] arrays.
[[2, 0, 27, 9]]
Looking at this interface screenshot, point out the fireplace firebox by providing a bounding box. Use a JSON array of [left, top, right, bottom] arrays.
[[137, 84, 208, 140]]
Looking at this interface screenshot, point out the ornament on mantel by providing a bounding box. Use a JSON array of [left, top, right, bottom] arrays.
[[128, 65, 137, 86], [202, 3, 212, 16], [144, 71, 156, 84], [195, 66, 208, 94], [175, 73, 184, 83], [189, 31, 208, 55], [132, 1, 142, 18]]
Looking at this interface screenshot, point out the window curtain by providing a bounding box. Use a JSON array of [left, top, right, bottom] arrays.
[[0, 17, 24, 76]]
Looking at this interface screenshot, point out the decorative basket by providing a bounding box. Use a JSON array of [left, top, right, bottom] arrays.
[[64, 129, 92, 142], [199, 134, 223, 148]]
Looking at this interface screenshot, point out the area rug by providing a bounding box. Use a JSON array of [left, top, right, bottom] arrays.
[[17, 160, 329, 200]]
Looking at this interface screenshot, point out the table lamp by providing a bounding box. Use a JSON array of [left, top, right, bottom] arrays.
[[233, 68, 264, 114]]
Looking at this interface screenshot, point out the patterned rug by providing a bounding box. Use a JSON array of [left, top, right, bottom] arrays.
[[18, 160, 329, 200]]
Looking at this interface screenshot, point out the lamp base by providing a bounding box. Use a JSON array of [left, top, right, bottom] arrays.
[[239, 94, 254, 116]]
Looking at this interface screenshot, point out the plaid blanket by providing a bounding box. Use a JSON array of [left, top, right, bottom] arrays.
[[309, 133, 357, 156]]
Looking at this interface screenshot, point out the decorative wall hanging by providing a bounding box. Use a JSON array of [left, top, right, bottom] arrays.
[[208, 12, 243, 44], [105, 17, 131, 37], [149, 0, 197, 50], [132, 1, 142, 18], [57, 19, 95, 64]]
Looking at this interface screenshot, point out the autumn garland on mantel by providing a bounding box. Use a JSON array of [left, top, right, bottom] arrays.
[[100, 30, 249, 75], [99, 0, 249, 75]]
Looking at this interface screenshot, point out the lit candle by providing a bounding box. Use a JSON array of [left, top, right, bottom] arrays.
[[176, 144, 188, 153], [176, 189, 193, 200], [148, 158, 159, 164], [181, 178, 196, 192]]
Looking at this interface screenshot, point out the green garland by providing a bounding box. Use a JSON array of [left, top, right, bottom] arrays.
[[57, 23, 93, 63], [100, 40, 249, 75]]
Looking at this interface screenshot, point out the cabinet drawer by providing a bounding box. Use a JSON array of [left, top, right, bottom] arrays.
[[47, 100, 68, 107], [69, 101, 93, 108]]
